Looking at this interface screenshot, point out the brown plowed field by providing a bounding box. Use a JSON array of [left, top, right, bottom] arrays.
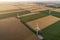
[[0, 17, 39, 40]]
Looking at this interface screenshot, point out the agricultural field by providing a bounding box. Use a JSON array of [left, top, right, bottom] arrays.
[[41, 10, 60, 18], [0, 3, 43, 40], [46, 5, 60, 8], [0, 17, 39, 40], [51, 11, 60, 18], [20, 12, 49, 22], [52, 9, 60, 12], [40, 21, 60, 40], [27, 15, 60, 31], [20, 8, 60, 40], [46, 5, 57, 8], [18, 4, 49, 12], [0, 10, 31, 19], [0, 3, 60, 40], [0, 4, 20, 11]]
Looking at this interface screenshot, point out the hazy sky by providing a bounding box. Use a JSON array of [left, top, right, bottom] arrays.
[[0, 0, 60, 2]]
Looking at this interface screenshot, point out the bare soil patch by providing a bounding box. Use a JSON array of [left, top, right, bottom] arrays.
[[0, 17, 39, 40]]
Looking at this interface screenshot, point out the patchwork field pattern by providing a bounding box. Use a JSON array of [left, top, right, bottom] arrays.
[[40, 21, 60, 40], [0, 4, 60, 40], [20, 12, 49, 22], [19, 4, 60, 40], [27, 15, 60, 31], [22, 13, 60, 40]]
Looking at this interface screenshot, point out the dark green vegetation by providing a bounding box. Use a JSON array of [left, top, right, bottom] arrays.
[[41, 10, 60, 18], [51, 11, 60, 18], [0, 10, 30, 19], [20, 10, 60, 23], [39, 21, 60, 40], [46, 5, 60, 8], [20, 12, 49, 22], [46, 5, 56, 8]]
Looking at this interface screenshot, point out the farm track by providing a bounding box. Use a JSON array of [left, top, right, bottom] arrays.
[[19, 12, 39, 18]]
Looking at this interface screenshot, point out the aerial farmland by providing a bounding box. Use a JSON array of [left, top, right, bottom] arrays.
[[0, 2, 60, 40]]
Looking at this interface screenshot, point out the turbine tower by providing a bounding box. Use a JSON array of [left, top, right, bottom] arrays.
[[36, 24, 44, 40]]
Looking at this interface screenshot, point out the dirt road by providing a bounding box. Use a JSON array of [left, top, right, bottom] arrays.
[[19, 12, 40, 18]]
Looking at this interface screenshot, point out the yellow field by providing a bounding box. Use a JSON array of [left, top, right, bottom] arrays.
[[0, 4, 23, 14], [27, 15, 60, 31]]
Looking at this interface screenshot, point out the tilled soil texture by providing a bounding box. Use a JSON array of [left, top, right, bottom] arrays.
[[0, 17, 40, 40]]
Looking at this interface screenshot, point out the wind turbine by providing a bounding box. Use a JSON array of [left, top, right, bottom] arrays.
[[16, 13, 21, 21], [48, 8, 51, 15], [35, 24, 44, 40], [17, 13, 20, 18]]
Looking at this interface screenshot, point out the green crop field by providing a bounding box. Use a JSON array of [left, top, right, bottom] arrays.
[[40, 10, 60, 18], [51, 11, 60, 18], [0, 10, 30, 19], [46, 5, 60, 8], [39, 21, 60, 40], [20, 12, 49, 22], [46, 6, 56, 8]]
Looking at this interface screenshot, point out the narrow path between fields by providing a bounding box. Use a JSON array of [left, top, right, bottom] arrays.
[[19, 12, 40, 18]]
